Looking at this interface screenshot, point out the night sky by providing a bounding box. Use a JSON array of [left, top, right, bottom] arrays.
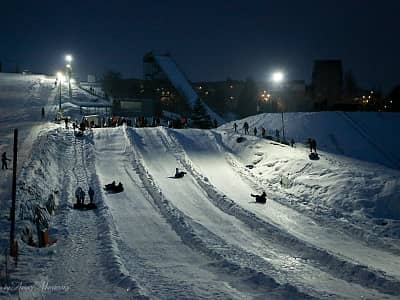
[[1, 0, 399, 90]]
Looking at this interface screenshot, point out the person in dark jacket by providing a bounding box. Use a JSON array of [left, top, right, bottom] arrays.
[[307, 138, 312, 152], [275, 129, 280, 141], [233, 122, 238, 133], [311, 139, 317, 153], [88, 187, 95, 204], [1, 152, 11, 170], [254, 127, 257, 136], [261, 127, 266, 138], [80, 189, 86, 205], [75, 187, 83, 204], [250, 192, 267, 204], [243, 122, 249, 135], [213, 119, 218, 128]]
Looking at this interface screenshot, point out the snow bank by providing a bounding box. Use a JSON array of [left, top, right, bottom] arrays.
[[16, 127, 63, 245]]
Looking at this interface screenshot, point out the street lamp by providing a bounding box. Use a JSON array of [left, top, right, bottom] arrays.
[[271, 71, 286, 143], [272, 71, 284, 83], [65, 54, 73, 98]]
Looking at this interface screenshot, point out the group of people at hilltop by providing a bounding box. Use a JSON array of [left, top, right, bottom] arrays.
[[234, 122, 269, 139], [233, 122, 304, 149]]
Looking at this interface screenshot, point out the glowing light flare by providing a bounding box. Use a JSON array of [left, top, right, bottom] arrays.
[[272, 71, 284, 83], [65, 54, 73, 62], [56, 72, 65, 82]]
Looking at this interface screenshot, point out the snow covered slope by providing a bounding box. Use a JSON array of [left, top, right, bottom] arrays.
[[14, 125, 397, 299]]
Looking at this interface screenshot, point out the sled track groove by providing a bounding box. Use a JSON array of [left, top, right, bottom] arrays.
[[160, 128, 400, 297]]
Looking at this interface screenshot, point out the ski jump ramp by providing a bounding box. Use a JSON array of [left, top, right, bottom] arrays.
[[152, 54, 225, 124]]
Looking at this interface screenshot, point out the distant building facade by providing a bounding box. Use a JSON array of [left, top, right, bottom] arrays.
[[193, 79, 244, 114], [112, 97, 154, 118], [258, 80, 311, 112], [311, 60, 343, 109], [87, 74, 96, 83]]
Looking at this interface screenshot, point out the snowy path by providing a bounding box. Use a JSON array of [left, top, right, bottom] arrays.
[[126, 127, 397, 299]]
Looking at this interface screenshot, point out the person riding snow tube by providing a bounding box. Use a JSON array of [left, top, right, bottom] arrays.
[[174, 168, 187, 178], [250, 192, 267, 204]]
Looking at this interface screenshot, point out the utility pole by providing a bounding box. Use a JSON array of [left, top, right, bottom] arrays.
[[281, 111, 286, 143], [67, 67, 72, 98], [10, 128, 18, 257], [59, 81, 62, 110]]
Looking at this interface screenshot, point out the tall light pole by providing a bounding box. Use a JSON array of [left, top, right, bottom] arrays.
[[56, 72, 64, 110], [272, 71, 285, 142], [65, 55, 73, 98]]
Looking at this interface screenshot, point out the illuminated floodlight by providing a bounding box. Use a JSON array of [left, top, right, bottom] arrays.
[[272, 71, 284, 83], [65, 54, 73, 62]]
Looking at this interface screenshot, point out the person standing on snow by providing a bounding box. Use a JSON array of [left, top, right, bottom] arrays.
[[243, 122, 249, 135], [307, 138, 312, 152], [311, 138, 317, 153], [213, 119, 218, 128], [88, 187, 94, 204], [1, 152, 11, 170], [80, 188, 86, 205], [261, 127, 266, 138], [75, 187, 82, 204], [275, 129, 280, 141], [233, 122, 238, 133], [253, 127, 257, 136]]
